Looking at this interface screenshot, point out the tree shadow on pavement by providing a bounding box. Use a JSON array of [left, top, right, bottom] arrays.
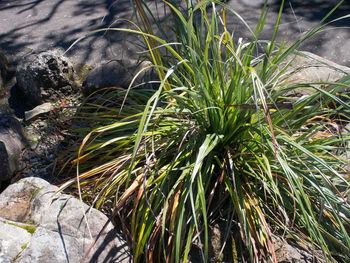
[[223, 0, 350, 66], [0, 0, 169, 67], [0, 0, 349, 66]]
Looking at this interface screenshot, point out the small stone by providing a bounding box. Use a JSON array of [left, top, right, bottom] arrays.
[[24, 102, 53, 122], [36, 121, 47, 128], [30, 143, 38, 151], [22, 151, 29, 160]]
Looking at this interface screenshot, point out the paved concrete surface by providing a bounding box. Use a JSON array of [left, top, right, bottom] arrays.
[[224, 0, 350, 67], [0, 0, 349, 67]]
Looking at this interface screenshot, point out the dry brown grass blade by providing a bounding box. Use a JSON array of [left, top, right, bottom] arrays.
[[148, 214, 163, 263], [160, 187, 182, 263], [72, 152, 94, 164], [249, 194, 277, 263], [264, 107, 278, 160]]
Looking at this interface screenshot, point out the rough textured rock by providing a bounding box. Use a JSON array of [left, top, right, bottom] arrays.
[[189, 224, 319, 262], [273, 235, 322, 263], [0, 114, 26, 182], [0, 177, 131, 262], [82, 59, 158, 96], [0, 218, 32, 261], [17, 226, 129, 263], [16, 50, 78, 106], [0, 252, 12, 263], [282, 51, 350, 96]]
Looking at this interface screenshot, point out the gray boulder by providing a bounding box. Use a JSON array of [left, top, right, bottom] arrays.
[[16, 50, 78, 106], [188, 224, 318, 262], [82, 59, 158, 96], [281, 51, 350, 96], [272, 235, 322, 263], [0, 218, 33, 261], [0, 114, 26, 182], [0, 177, 131, 263]]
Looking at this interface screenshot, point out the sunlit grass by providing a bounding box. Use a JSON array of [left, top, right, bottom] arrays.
[[59, 0, 350, 262]]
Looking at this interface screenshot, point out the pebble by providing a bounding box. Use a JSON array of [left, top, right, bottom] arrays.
[[16, 96, 82, 184], [37, 121, 46, 128], [30, 143, 38, 150]]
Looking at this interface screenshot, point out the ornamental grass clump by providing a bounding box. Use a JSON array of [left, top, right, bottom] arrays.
[[60, 0, 350, 262]]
